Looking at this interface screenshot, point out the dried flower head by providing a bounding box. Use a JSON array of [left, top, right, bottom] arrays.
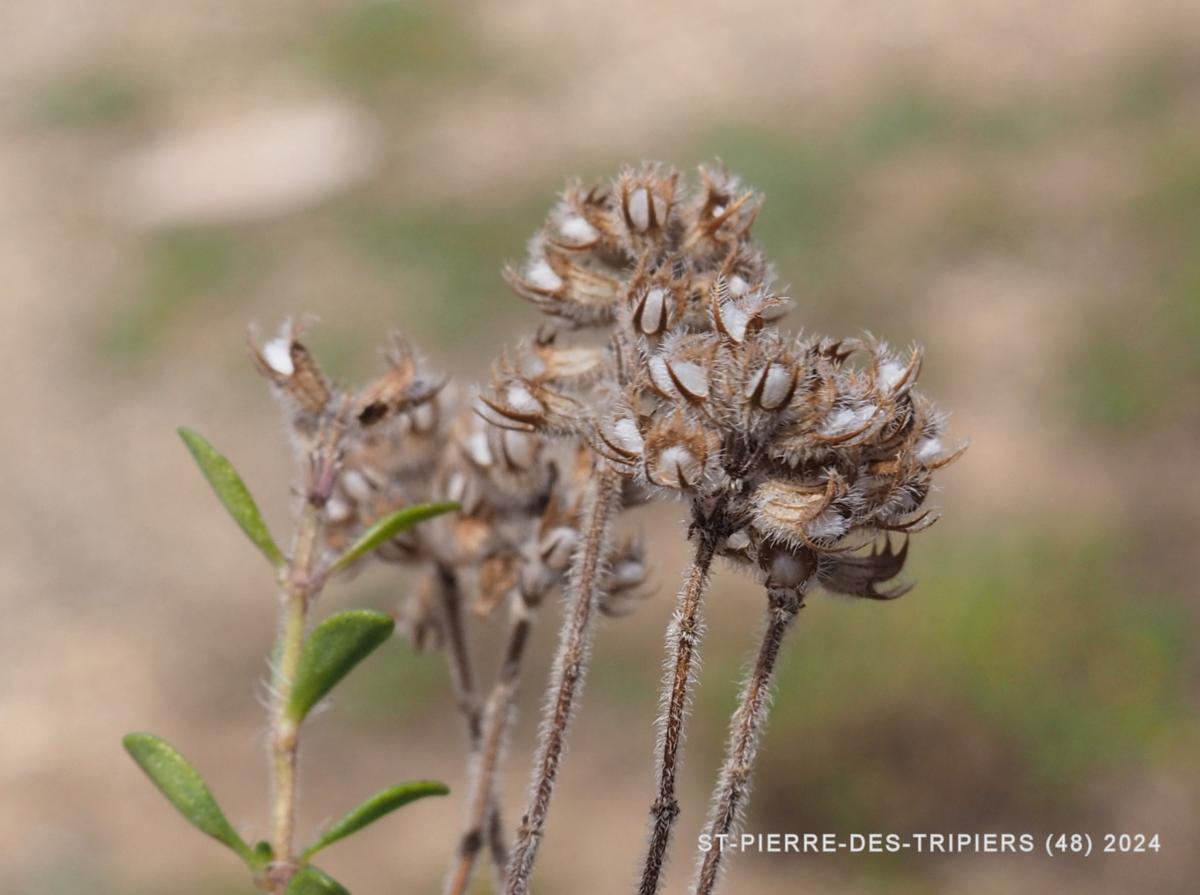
[[489, 162, 963, 895], [485, 163, 962, 603]]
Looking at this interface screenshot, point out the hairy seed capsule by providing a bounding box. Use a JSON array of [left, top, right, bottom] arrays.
[[500, 429, 538, 471], [262, 338, 294, 376], [715, 300, 751, 343], [559, 214, 598, 245], [526, 259, 563, 292], [666, 360, 709, 401], [505, 383, 544, 416], [613, 417, 645, 455], [627, 187, 665, 231], [651, 444, 702, 489], [637, 287, 671, 336], [747, 362, 795, 410]]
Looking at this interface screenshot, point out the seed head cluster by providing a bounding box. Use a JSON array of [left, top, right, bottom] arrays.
[[480, 162, 962, 603], [248, 320, 648, 639]]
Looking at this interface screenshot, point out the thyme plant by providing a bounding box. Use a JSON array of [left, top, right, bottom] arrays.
[[124, 160, 959, 895], [125, 334, 458, 894]]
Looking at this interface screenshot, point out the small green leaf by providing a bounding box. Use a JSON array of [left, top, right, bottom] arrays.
[[178, 426, 284, 568], [288, 610, 396, 721], [286, 866, 350, 895], [250, 840, 274, 873], [123, 732, 253, 864], [330, 502, 459, 572], [301, 780, 449, 859]]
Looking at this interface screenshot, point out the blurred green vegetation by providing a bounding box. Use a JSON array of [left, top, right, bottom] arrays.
[[1072, 118, 1200, 432], [300, 1, 491, 97], [101, 229, 264, 361], [708, 530, 1193, 842], [30, 65, 151, 129], [333, 197, 548, 347]]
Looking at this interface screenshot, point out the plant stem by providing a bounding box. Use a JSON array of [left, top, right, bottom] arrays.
[[445, 600, 534, 895], [503, 465, 622, 895], [266, 413, 342, 893], [638, 526, 719, 895], [435, 562, 510, 889], [436, 563, 483, 746], [268, 499, 322, 892], [692, 587, 803, 895]]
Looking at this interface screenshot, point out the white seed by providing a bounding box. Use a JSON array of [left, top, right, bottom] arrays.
[[668, 360, 709, 400], [613, 417, 644, 454], [711, 203, 726, 217], [639, 287, 670, 335], [805, 508, 850, 541], [655, 444, 701, 489], [559, 214, 598, 244], [648, 355, 674, 395], [464, 429, 493, 467], [325, 495, 352, 523], [717, 300, 751, 342], [446, 471, 481, 514], [878, 359, 907, 392], [262, 338, 294, 376], [821, 404, 876, 436], [755, 363, 794, 410], [341, 469, 373, 503], [526, 259, 563, 291], [915, 436, 944, 464], [728, 275, 749, 296], [502, 429, 538, 470], [627, 187, 666, 231], [505, 383, 543, 415]]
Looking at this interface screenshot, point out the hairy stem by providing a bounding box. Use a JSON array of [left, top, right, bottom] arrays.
[[503, 465, 622, 895], [638, 526, 719, 895], [436, 563, 483, 745], [434, 562, 510, 879], [267, 499, 322, 892], [692, 587, 803, 895], [445, 601, 534, 895], [265, 413, 343, 893]]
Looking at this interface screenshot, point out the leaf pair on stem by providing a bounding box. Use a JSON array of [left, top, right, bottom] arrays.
[[124, 428, 459, 893]]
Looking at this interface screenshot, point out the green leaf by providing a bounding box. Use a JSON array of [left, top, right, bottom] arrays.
[[288, 610, 396, 721], [250, 840, 274, 873], [122, 732, 253, 864], [329, 502, 459, 572], [178, 427, 284, 568], [301, 780, 449, 859], [286, 866, 350, 895]]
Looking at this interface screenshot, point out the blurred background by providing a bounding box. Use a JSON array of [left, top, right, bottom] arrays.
[[3, 1, 1199, 893]]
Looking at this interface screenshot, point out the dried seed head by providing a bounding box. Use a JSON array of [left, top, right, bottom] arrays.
[[490, 161, 963, 603], [249, 320, 333, 423]]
